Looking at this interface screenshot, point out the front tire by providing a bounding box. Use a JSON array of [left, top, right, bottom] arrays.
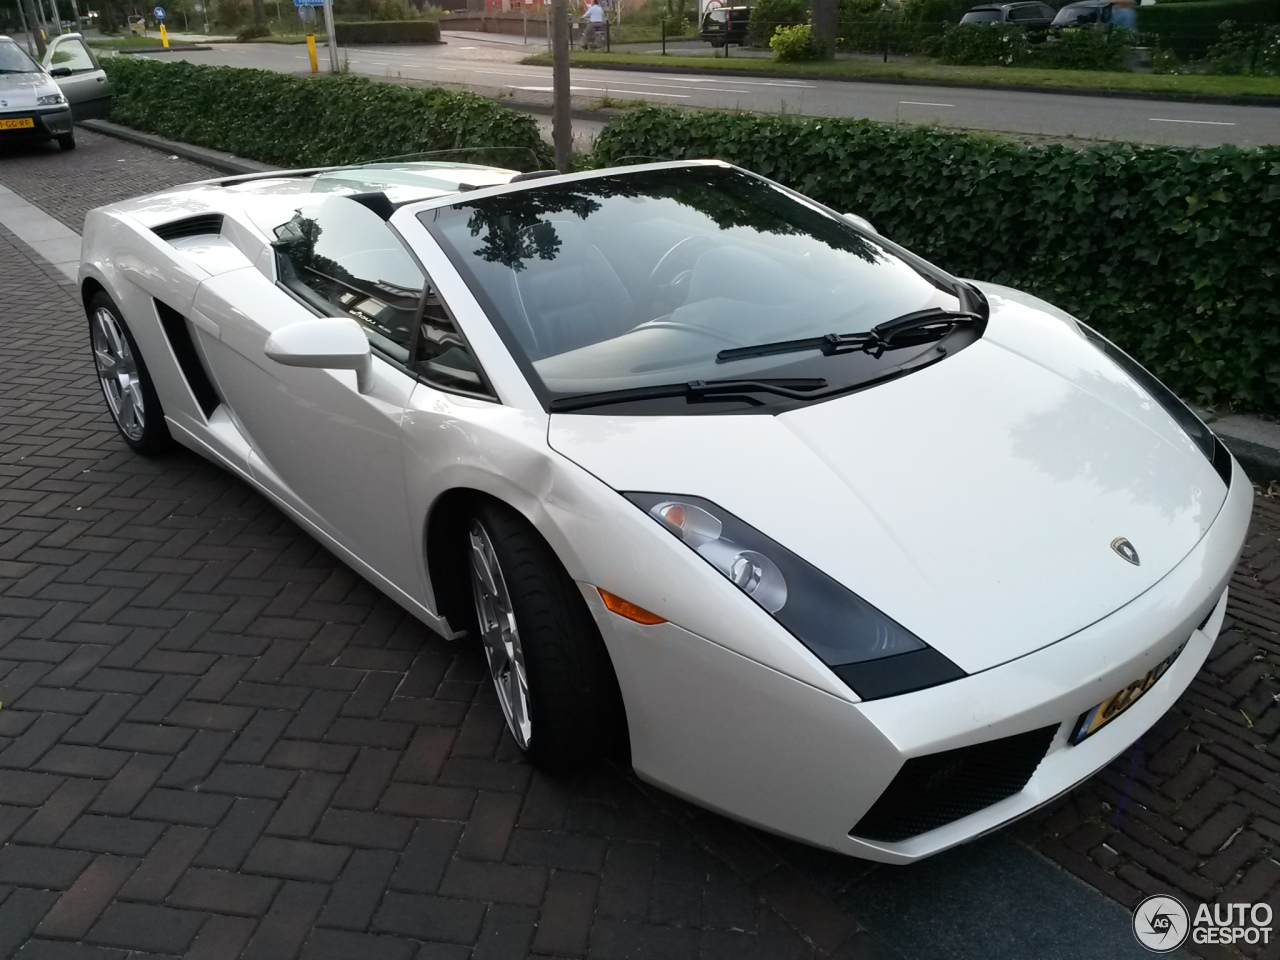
[[57, 134, 75, 151], [88, 291, 172, 455], [467, 501, 626, 771]]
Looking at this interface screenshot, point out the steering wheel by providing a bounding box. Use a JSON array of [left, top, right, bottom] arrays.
[[649, 236, 718, 316]]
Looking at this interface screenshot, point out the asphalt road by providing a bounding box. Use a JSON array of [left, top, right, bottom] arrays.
[[137, 36, 1280, 147]]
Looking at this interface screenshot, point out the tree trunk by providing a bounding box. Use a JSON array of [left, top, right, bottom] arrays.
[[551, 0, 571, 172], [811, 0, 837, 58], [253, 0, 267, 27], [22, 0, 46, 56]]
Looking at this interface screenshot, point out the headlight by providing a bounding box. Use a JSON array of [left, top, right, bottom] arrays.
[[1082, 324, 1231, 486], [626, 492, 964, 700], [37, 93, 66, 106]]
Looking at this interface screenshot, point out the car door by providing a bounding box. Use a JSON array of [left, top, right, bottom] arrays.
[[42, 34, 110, 120], [192, 194, 427, 604]]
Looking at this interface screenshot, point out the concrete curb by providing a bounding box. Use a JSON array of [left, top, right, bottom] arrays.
[[545, 58, 1280, 108], [78, 119, 276, 175], [114, 44, 211, 53]]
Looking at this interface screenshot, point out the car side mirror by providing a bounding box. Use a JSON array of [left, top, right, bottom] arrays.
[[49, 66, 72, 78], [842, 212, 879, 236], [264, 317, 374, 393]]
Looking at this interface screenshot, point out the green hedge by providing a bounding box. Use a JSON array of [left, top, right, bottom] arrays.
[[102, 58, 549, 169], [332, 19, 441, 43], [1138, 0, 1279, 58], [594, 109, 1280, 410]]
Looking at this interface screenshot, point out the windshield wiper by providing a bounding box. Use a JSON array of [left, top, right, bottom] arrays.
[[548, 377, 829, 413], [716, 308, 983, 364]]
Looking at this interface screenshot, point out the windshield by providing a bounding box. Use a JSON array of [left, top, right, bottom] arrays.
[[0, 40, 41, 73], [421, 165, 964, 411]]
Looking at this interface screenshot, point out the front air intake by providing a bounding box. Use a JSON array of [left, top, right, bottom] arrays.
[[851, 724, 1058, 843], [152, 214, 224, 242]]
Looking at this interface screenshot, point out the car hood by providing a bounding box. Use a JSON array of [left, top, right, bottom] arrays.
[[548, 284, 1228, 674], [0, 71, 58, 109]]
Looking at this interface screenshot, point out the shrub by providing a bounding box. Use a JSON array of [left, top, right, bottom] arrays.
[[748, 0, 808, 47], [1204, 20, 1280, 74], [333, 18, 441, 42], [236, 23, 272, 40], [593, 108, 1280, 410], [939, 22, 1032, 65], [101, 58, 550, 169], [1035, 25, 1133, 70], [1137, 0, 1278, 59], [770, 22, 821, 60]]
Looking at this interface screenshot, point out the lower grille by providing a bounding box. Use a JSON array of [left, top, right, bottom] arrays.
[[851, 724, 1058, 843]]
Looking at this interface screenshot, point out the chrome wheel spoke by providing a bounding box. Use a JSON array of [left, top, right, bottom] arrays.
[[468, 521, 533, 750]]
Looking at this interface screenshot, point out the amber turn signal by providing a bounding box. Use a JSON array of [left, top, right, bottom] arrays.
[[597, 588, 666, 625]]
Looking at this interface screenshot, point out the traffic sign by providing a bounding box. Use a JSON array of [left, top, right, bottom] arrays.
[[194, 3, 202, 10], [153, 5, 165, 18], [294, 0, 325, 7]]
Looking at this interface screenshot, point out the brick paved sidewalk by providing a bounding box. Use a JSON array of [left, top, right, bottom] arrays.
[[0, 131, 1277, 960]]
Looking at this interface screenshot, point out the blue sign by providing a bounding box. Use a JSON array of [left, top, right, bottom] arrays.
[[153, 5, 165, 18], [294, 0, 325, 6]]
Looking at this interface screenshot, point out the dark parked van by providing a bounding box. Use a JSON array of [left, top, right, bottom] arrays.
[[700, 5, 751, 47]]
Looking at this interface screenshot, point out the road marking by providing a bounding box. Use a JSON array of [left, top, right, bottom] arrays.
[[508, 84, 690, 98], [653, 75, 816, 88], [1149, 117, 1235, 126], [898, 100, 954, 107]]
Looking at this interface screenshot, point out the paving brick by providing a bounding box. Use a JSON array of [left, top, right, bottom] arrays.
[[118, 826, 209, 901], [510, 830, 607, 873], [158, 729, 234, 789], [588, 918, 701, 960], [372, 891, 487, 943], [317, 847, 399, 931], [35, 745, 130, 778], [441, 860, 547, 906], [241, 880, 329, 960], [302, 929, 418, 960], [88, 752, 170, 816], [378, 782, 476, 821], [266, 771, 342, 838], [14, 776, 102, 844], [169, 867, 282, 917], [57, 813, 165, 856], [0, 889, 60, 959], [0, 770, 62, 806], [87, 902, 207, 955], [0, 845, 93, 889], [331, 748, 400, 811], [531, 870, 599, 957], [35, 855, 138, 940], [184, 915, 257, 960], [315, 809, 416, 851], [194, 796, 277, 870], [223, 709, 292, 765], [134, 788, 232, 827], [242, 837, 351, 882]]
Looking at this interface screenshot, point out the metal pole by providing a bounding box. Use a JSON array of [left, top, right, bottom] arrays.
[[67, 0, 82, 34], [18, 0, 40, 56], [551, 0, 570, 172], [322, 0, 338, 71]]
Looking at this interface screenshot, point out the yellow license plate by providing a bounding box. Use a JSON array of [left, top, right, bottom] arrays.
[[0, 117, 35, 130], [1070, 643, 1185, 745]]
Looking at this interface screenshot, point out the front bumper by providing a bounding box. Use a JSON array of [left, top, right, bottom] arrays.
[[589, 459, 1251, 862], [0, 106, 74, 142]]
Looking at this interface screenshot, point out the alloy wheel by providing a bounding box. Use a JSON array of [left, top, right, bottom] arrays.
[[468, 519, 533, 749], [91, 307, 145, 441]]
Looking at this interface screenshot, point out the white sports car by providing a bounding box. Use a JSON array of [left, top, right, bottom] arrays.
[[80, 159, 1251, 862]]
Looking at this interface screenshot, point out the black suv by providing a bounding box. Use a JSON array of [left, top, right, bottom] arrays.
[[700, 5, 751, 47], [959, 1, 1056, 30]]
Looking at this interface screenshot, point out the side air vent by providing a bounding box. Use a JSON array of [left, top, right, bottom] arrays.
[[152, 214, 224, 243], [154, 300, 221, 418]]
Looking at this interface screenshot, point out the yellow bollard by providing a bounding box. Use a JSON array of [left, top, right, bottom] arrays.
[[306, 33, 318, 73], [160, 24, 169, 48]]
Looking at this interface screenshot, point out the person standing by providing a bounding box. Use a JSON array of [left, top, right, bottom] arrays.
[[1112, 0, 1137, 32], [581, 0, 605, 49]]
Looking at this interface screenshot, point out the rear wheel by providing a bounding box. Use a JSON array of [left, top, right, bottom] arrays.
[[57, 134, 75, 151], [88, 291, 172, 454], [467, 501, 625, 771]]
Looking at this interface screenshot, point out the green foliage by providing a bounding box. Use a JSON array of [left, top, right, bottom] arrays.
[[770, 22, 822, 60], [593, 108, 1280, 410], [236, 23, 272, 40], [898, 0, 969, 24], [940, 23, 1133, 69], [1138, 0, 1279, 59], [101, 58, 550, 170], [748, 0, 809, 47], [940, 23, 1033, 65], [332, 18, 441, 42], [1205, 20, 1280, 74]]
